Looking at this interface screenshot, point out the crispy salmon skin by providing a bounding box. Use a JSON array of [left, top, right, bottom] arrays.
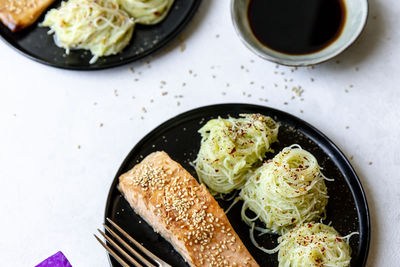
[[119, 151, 259, 267], [0, 0, 54, 31]]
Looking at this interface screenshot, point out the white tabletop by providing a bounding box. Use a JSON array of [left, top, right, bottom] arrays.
[[0, 0, 398, 266]]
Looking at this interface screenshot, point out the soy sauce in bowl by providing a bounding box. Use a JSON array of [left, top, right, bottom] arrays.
[[247, 0, 346, 55]]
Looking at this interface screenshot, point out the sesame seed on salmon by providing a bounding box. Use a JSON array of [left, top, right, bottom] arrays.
[[119, 151, 259, 267]]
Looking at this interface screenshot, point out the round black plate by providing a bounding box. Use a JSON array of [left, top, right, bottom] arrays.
[[105, 103, 370, 266], [0, 0, 201, 70]]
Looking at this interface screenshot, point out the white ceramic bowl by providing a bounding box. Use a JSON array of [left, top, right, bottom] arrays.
[[231, 0, 369, 66]]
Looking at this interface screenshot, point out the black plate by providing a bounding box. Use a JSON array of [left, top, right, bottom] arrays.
[[105, 103, 370, 266], [0, 0, 201, 70]]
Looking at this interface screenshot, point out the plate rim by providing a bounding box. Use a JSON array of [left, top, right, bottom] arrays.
[[104, 103, 371, 266], [0, 0, 202, 71]]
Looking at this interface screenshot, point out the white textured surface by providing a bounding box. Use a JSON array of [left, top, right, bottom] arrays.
[[0, 0, 398, 266]]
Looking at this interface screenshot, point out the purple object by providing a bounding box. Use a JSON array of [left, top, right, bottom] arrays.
[[36, 251, 72, 267]]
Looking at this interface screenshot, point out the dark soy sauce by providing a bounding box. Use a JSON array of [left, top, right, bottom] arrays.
[[247, 0, 346, 55]]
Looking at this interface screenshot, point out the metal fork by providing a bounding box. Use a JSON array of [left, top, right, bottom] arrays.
[[94, 218, 172, 267]]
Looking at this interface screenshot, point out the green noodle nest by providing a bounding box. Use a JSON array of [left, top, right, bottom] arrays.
[[278, 223, 352, 267], [118, 0, 175, 24], [42, 0, 135, 64], [194, 114, 279, 195], [240, 145, 329, 235]]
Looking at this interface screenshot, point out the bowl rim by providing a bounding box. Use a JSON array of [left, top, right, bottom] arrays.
[[230, 0, 369, 66]]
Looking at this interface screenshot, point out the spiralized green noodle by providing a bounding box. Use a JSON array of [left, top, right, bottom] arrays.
[[42, 0, 135, 64], [278, 223, 354, 267], [118, 0, 174, 24], [194, 114, 279, 195], [240, 145, 329, 235]]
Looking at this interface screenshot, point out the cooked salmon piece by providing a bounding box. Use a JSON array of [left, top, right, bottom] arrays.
[[0, 0, 54, 31], [119, 151, 260, 267]]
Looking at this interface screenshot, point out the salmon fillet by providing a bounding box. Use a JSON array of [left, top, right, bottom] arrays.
[[119, 151, 259, 267], [0, 0, 54, 31]]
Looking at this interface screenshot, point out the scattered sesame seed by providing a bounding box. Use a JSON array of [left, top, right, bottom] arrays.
[[292, 86, 304, 97]]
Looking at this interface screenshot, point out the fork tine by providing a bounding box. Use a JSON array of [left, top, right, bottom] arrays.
[[98, 229, 144, 267], [106, 218, 165, 264], [94, 234, 130, 267], [104, 224, 156, 267]]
